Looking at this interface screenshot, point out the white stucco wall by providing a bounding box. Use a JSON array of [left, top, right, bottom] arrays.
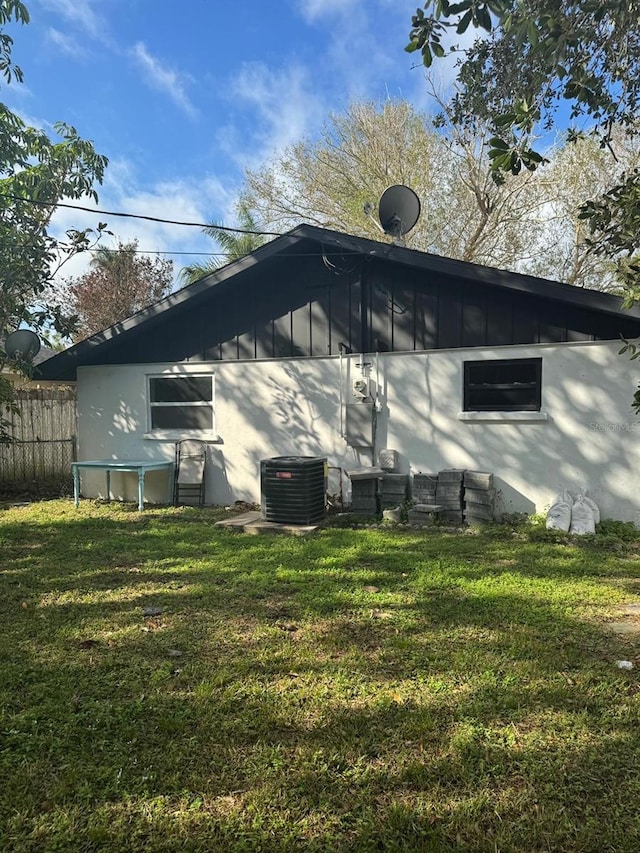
[[75, 340, 640, 522]]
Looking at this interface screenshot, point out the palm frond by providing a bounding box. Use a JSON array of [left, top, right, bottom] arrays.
[[180, 202, 269, 284]]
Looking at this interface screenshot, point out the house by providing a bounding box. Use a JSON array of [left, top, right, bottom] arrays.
[[38, 224, 640, 521], [3, 343, 63, 389]]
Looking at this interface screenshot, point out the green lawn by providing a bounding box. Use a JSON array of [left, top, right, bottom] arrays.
[[1, 500, 640, 852]]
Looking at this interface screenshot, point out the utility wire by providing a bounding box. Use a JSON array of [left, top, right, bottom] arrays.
[[94, 247, 361, 258], [2, 192, 369, 259], [0, 192, 283, 236]]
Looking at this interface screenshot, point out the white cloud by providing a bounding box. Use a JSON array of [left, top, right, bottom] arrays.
[[3, 83, 34, 104], [297, 0, 361, 22], [219, 62, 325, 168], [47, 160, 239, 288], [294, 0, 405, 103], [46, 27, 86, 58], [427, 26, 487, 95], [39, 0, 104, 40], [8, 106, 52, 132], [293, 0, 474, 118], [131, 42, 198, 120]]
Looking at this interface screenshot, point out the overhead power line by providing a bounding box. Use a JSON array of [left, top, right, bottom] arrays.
[[96, 247, 360, 258], [2, 192, 369, 261], [0, 192, 283, 236]]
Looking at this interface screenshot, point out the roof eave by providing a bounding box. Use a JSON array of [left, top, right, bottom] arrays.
[[37, 223, 640, 381]]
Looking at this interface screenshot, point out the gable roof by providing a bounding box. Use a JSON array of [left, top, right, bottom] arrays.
[[38, 223, 640, 381]]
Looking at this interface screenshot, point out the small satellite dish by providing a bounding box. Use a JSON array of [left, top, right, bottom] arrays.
[[378, 185, 421, 238], [5, 329, 41, 361]]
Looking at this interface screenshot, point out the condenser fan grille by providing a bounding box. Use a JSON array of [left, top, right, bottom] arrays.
[[260, 456, 327, 524]]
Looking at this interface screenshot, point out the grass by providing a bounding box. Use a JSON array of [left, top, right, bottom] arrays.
[[1, 500, 640, 852]]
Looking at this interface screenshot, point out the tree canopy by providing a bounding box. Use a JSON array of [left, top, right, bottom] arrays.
[[57, 241, 173, 341], [243, 100, 543, 266], [0, 0, 107, 435], [406, 1, 640, 291], [241, 98, 625, 288], [1, 108, 108, 337]]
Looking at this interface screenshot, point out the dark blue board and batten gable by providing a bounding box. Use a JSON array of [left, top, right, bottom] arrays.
[[38, 225, 640, 382]]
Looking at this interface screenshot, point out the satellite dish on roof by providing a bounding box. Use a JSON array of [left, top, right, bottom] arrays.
[[378, 185, 421, 239], [5, 329, 41, 361]]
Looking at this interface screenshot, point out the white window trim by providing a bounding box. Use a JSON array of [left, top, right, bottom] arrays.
[[457, 411, 550, 423], [144, 372, 218, 440]]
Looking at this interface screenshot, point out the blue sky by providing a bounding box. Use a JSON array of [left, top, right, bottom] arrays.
[[6, 0, 440, 280]]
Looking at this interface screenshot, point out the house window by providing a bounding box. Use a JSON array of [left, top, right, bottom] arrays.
[[463, 358, 542, 412], [148, 375, 214, 431]]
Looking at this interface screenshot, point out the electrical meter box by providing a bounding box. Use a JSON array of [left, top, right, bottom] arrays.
[[345, 401, 374, 448]]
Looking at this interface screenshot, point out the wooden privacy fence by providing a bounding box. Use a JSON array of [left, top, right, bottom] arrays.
[[0, 387, 77, 496]]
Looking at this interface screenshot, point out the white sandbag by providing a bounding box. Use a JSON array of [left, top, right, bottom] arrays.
[[569, 496, 596, 535], [559, 488, 574, 506], [582, 494, 600, 525], [546, 499, 572, 531]]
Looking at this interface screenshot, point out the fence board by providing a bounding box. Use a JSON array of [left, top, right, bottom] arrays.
[[1, 387, 77, 494]]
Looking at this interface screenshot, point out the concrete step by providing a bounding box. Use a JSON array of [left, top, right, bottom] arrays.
[[214, 511, 322, 536]]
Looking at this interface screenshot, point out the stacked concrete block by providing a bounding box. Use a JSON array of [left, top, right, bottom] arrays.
[[350, 478, 379, 514], [407, 503, 443, 526], [380, 473, 410, 509], [348, 467, 383, 516], [436, 469, 465, 524], [463, 471, 496, 523], [412, 473, 438, 504]]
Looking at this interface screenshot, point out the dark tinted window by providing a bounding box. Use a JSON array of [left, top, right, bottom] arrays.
[[150, 376, 212, 403], [149, 376, 213, 430], [151, 405, 213, 430], [464, 358, 542, 411]]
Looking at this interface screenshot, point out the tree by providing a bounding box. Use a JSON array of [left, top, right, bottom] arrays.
[[240, 98, 617, 284], [243, 100, 438, 244], [0, 1, 107, 436], [243, 100, 546, 261], [60, 241, 173, 340], [406, 1, 640, 290], [180, 202, 269, 285]]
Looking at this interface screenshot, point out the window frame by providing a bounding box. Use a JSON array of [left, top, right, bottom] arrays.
[[146, 372, 215, 437], [463, 357, 542, 413]]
